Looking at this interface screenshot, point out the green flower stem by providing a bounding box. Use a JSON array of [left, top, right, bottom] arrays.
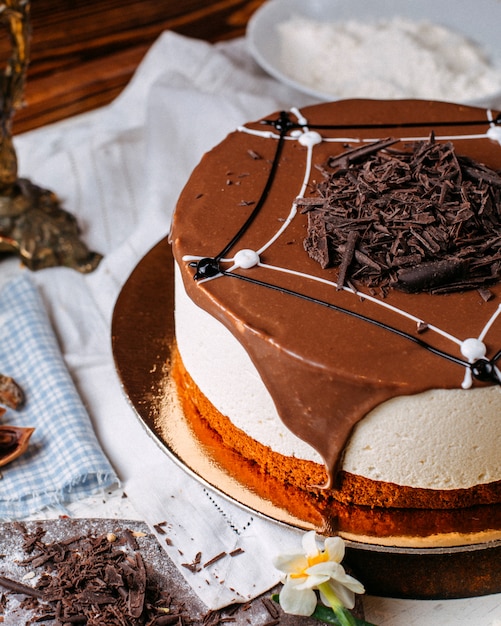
[[318, 582, 357, 626]]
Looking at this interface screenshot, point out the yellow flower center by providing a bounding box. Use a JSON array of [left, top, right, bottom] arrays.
[[308, 551, 329, 568], [291, 551, 329, 578]]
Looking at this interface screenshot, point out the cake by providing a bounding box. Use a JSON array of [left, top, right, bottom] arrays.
[[169, 99, 501, 540]]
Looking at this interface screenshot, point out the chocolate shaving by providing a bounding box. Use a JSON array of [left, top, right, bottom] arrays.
[[304, 211, 330, 268], [181, 552, 202, 573], [247, 149, 263, 160], [229, 548, 244, 557], [337, 230, 358, 289], [417, 321, 429, 334], [261, 596, 280, 620], [203, 552, 227, 568], [478, 287, 495, 302], [302, 136, 501, 294], [0, 575, 45, 599], [396, 258, 468, 293], [123, 527, 140, 550], [153, 523, 167, 534], [326, 137, 401, 169]]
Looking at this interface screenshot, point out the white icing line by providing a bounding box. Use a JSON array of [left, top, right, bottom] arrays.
[[256, 261, 463, 347], [290, 106, 309, 127], [237, 127, 490, 144], [478, 303, 501, 341], [257, 205, 297, 257]]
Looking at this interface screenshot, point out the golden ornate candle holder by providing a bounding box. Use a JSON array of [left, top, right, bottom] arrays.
[[0, 1, 101, 272]]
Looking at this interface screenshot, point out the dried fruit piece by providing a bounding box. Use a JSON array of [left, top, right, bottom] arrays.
[[0, 374, 25, 409], [0, 425, 35, 467]]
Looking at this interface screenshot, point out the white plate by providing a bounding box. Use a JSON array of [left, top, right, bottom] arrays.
[[246, 0, 501, 107]]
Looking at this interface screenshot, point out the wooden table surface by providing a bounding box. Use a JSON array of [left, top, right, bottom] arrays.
[[12, 0, 266, 134]]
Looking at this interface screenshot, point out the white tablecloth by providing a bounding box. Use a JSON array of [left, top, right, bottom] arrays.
[[7, 31, 501, 624]]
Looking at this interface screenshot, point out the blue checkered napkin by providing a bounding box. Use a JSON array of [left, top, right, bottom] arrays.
[[0, 273, 118, 519]]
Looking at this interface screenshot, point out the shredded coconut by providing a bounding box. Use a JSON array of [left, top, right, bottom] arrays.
[[278, 16, 501, 102]]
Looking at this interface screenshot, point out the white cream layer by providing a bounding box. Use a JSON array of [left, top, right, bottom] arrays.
[[175, 263, 501, 490]]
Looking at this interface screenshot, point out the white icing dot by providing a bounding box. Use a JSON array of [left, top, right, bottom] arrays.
[[487, 125, 501, 145], [298, 131, 322, 147], [290, 130, 303, 138], [233, 249, 260, 269], [460, 337, 487, 361]]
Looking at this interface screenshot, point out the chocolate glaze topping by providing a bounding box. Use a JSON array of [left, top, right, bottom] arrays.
[[171, 100, 501, 483]]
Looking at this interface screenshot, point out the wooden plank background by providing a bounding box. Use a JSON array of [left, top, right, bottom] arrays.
[[7, 0, 266, 133]]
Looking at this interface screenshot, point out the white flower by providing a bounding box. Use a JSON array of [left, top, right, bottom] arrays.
[[273, 531, 365, 617]]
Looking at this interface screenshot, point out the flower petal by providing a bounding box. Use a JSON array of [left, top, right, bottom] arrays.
[[273, 553, 309, 575], [324, 580, 356, 610], [302, 530, 320, 557], [280, 580, 318, 616], [343, 572, 365, 595], [329, 565, 366, 595], [295, 573, 330, 589], [306, 560, 343, 578], [324, 536, 345, 564]]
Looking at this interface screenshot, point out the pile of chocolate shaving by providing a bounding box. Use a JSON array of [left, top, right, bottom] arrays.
[[1, 523, 193, 625], [301, 135, 501, 295], [0, 520, 363, 625]]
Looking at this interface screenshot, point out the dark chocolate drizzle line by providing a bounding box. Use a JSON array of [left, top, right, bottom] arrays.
[[221, 269, 501, 385], [262, 112, 501, 131], [191, 112, 294, 280], [191, 111, 501, 384]]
